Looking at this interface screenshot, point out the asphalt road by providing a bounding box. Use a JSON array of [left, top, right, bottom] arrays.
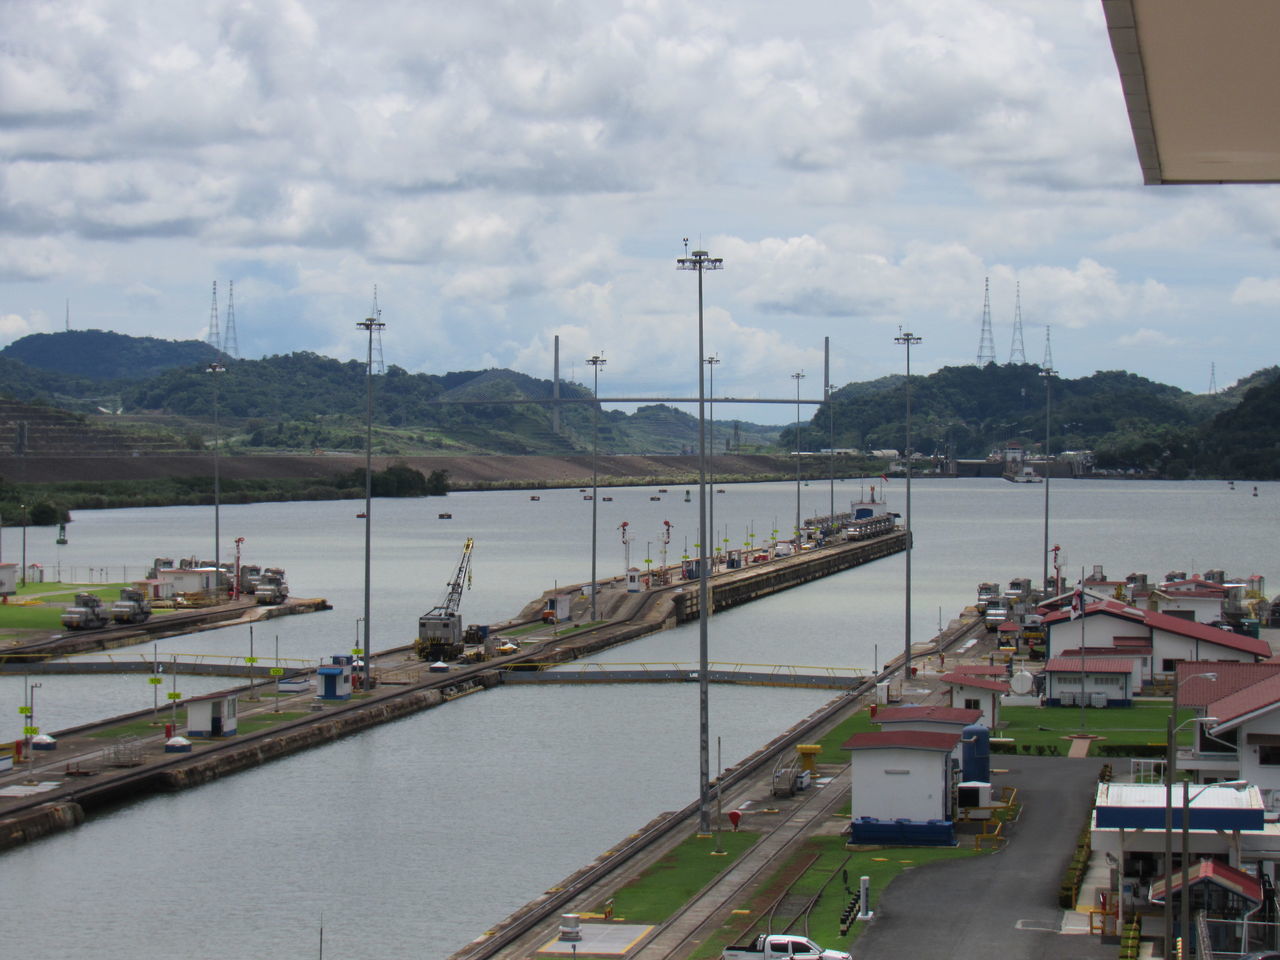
[[853, 756, 1115, 960]]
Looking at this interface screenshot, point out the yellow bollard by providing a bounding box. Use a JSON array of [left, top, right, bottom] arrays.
[[796, 744, 822, 773]]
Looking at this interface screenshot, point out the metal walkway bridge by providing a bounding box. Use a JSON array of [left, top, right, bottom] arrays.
[[500, 661, 868, 690]]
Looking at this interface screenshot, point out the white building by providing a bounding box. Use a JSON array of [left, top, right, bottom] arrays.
[[1043, 656, 1136, 707], [843, 730, 959, 823], [939, 672, 1009, 728]]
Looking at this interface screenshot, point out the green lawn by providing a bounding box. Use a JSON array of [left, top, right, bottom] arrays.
[[997, 703, 1192, 750], [600, 831, 760, 922]]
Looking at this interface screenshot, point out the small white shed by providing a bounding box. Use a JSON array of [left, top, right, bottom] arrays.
[[186, 692, 238, 737]]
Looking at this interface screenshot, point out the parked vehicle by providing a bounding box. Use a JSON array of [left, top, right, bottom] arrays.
[[722, 935, 851, 960]]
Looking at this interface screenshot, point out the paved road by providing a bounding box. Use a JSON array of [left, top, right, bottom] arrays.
[[853, 756, 1114, 960]]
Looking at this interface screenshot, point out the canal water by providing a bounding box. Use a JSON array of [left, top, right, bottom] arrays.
[[2, 478, 1275, 959]]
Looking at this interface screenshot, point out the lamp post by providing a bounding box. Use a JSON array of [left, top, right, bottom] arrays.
[[1164, 672, 1218, 955], [1179, 776, 1245, 957], [587, 354, 607, 622], [894, 331, 922, 684], [25, 681, 41, 762], [706, 355, 720, 570], [19, 503, 26, 587], [207, 362, 225, 590], [1041, 367, 1056, 595], [677, 243, 723, 836], [356, 315, 385, 691], [792, 371, 805, 550]]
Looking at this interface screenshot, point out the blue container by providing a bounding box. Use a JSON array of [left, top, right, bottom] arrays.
[[962, 723, 991, 783]]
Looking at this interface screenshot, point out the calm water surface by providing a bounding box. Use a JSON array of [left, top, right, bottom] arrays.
[[1, 478, 1275, 959]]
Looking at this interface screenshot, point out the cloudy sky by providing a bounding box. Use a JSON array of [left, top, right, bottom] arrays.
[[2, 0, 1278, 422]]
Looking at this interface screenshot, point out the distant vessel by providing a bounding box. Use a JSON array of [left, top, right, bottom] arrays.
[[650, 496, 661, 501], [529, 495, 540, 501], [438, 512, 453, 519]]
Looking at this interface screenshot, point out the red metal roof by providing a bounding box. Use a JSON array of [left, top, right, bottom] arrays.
[[842, 730, 962, 752], [1044, 599, 1270, 658], [952, 664, 1008, 676], [997, 621, 1021, 632], [1061, 645, 1152, 658], [1208, 674, 1280, 732], [874, 706, 983, 726], [1176, 662, 1280, 708], [939, 672, 1010, 693], [1044, 657, 1135, 674], [1150, 859, 1262, 904]]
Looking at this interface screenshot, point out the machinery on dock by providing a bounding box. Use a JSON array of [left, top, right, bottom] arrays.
[[415, 538, 474, 662], [254, 568, 289, 605], [110, 587, 152, 624], [61, 593, 110, 630]]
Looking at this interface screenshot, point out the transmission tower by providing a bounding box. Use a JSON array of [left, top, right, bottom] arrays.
[[1009, 282, 1027, 363], [1209, 362, 1218, 395], [370, 285, 386, 374], [1042, 324, 1054, 371], [206, 281, 220, 351], [223, 280, 239, 358], [976, 277, 996, 365]]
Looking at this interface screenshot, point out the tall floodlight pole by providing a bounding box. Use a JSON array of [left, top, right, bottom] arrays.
[[677, 243, 723, 836], [825, 337, 834, 520], [894, 331, 922, 684], [706, 355, 720, 569], [587, 354, 607, 622], [207, 362, 225, 591], [1041, 367, 1056, 595], [792, 372, 805, 549], [357, 315, 385, 690]]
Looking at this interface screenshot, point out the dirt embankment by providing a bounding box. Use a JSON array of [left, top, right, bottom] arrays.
[[0, 453, 797, 488]]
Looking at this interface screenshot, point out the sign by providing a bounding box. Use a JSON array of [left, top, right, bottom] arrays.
[[244, 656, 259, 665], [167, 692, 182, 701], [23, 725, 38, 736], [269, 667, 285, 677], [18, 705, 31, 716], [148, 677, 163, 686], [351, 648, 363, 657]]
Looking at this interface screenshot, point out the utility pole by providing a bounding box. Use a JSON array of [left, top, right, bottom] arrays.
[[895, 331, 922, 684]]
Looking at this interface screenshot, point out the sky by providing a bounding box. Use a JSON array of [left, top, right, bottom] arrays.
[[2, 0, 1279, 424]]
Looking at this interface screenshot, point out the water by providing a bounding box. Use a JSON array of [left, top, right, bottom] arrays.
[[2, 478, 1275, 959]]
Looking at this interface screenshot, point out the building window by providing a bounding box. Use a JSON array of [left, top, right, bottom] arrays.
[[1259, 745, 1280, 766], [964, 698, 980, 711]]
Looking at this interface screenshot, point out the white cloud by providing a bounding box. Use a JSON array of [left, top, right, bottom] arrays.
[[1232, 276, 1280, 306]]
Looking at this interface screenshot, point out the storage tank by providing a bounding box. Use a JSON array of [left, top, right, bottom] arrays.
[[962, 723, 990, 784]]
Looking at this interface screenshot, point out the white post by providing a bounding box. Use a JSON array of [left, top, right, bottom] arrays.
[[858, 875, 873, 920]]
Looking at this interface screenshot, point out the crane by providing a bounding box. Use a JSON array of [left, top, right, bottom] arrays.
[[414, 538, 474, 661]]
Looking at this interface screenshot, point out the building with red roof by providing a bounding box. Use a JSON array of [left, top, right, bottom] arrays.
[[939, 672, 1009, 728], [842, 730, 960, 825], [1042, 657, 1135, 707], [1044, 599, 1269, 692]]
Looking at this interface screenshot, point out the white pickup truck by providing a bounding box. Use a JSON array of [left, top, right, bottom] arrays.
[[722, 934, 851, 960]]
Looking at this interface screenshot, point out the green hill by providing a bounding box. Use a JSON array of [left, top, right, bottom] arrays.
[[1, 330, 223, 381]]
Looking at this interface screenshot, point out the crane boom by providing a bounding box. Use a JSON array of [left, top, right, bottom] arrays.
[[428, 537, 473, 619]]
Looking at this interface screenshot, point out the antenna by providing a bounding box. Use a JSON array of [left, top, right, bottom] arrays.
[[370, 285, 385, 374], [1042, 324, 1054, 371], [976, 277, 995, 365], [1009, 282, 1026, 364], [1209, 362, 1218, 395], [206, 281, 221, 350], [65, 299, 70, 332], [223, 281, 239, 359]]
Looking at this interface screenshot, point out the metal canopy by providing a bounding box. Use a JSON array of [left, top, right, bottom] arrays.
[[1102, 0, 1280, 184]]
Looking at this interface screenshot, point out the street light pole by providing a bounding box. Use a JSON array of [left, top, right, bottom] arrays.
[[587, 354, 607, 623], [1041, 367, 1056, 595], [706, 355, 719, 571], [894, 331, 922, 685], [677, 243, 723, 836], [1164, 672, 1218, 955], [1180, 776, 1245, 957], [207, 362, 225, 590], [356, 315, 385, 691], [792, 371, 805, 550]]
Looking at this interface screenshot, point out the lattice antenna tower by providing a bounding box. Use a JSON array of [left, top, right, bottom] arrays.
[[1042, 324, 1054, 371], [1209, 362, 1218, 395], [222, 280, 239, 358], [976, 277, 996, 365], [1009, 282, 1027, 364], [206, 281, 221, 350], [370, 285, 386, 374]]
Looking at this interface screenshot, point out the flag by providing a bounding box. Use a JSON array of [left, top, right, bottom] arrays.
[[1069, 583, 1083, 620], [880, 474, 888, 482]]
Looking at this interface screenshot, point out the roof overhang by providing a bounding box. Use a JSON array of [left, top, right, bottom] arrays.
[[1102, 0, 1280, 184]]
